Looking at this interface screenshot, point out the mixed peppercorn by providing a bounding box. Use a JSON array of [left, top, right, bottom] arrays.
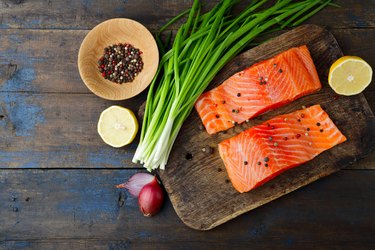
[[98, 43, 143, 84]]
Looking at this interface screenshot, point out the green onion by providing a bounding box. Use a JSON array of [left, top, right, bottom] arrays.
[[133, 0, 333, 171]]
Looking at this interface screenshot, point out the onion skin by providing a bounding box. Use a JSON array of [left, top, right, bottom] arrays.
[[116, 173, 154, 197], [138, 177, 164, 217]]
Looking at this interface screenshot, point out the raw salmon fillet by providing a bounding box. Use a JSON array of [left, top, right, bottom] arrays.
[[195, 45, 321, 134], [218, 105, 346, 193]]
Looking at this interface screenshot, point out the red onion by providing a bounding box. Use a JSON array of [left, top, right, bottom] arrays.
[[138, 177, 164, 217], [116, 173, 164, 216], [116, 173, 154, 197]]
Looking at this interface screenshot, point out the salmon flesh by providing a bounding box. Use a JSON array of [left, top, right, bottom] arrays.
[[218, 105, 347, 193], [195, 45, 322, 134]]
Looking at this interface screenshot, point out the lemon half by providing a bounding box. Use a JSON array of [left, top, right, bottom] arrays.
[[98, 106, 139, 148], [328, 56, 372, 96]]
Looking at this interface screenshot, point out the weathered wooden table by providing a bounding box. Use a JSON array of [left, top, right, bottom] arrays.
[[0, 0, 374, 248]]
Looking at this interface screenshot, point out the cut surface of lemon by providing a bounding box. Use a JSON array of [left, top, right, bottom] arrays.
[[328, 56, 372, 96], [98, 105, 138, 148]]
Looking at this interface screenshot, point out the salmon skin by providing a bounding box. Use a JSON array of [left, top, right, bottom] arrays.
[[218, 105, 346, 193], [195, 45, 322, 134]]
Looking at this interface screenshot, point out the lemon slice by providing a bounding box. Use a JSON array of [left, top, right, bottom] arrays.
[[98, 106, 139, 148], [328, 56, 373, 96]]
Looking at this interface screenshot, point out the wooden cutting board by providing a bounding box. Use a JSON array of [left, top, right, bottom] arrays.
[[157, 25, 375, 230]]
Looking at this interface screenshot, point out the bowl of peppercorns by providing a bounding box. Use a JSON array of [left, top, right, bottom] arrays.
[[78, 18, 159, 100]]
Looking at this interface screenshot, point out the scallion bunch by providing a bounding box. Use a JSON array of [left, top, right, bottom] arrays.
[[133, 0, 335, 171]]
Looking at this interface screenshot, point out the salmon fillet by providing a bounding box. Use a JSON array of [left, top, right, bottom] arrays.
[[218, 105, 346, 193], [195, 45, 322, 134]]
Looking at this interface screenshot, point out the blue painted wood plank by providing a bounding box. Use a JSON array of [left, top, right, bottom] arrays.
[[0, 0, 182, 30], [0, 29, 89, 93], [0, 92, 145, 168], [0, 169, 374, 248], [0, 0, 373, 30]]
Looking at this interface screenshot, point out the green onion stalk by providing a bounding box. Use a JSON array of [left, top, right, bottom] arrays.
[[133, 0, 334, 171]]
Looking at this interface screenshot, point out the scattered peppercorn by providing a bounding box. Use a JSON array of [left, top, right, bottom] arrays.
[[273, 63, 277, 67], [185, 153, 193, 160], [237, 93, 241, 97], [268, 136, 273, 141], [235, 109, 239, 113], [320, 129, 324, 132], [215, 114, 220, 118], [297, 119, 301, 122], [283, 136, 288, 141], [279, 69, 283, 73], [307, 128, 310, 131], [265, 164, 269, 167], [244, 161, 248, 165], [222, 100, 226, 104], [232, 109, 236, 113], [202, 146, 214, 154], [98, 43, 143, 84], [316, 122, 321, 126], [257, 161, 261, 165], [264, 157, 269, 162]]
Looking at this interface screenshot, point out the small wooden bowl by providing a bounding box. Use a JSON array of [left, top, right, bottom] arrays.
[[78, 18, 159, 100]]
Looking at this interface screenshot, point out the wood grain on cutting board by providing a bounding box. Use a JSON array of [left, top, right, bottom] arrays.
[[158, 24, 375, 230]]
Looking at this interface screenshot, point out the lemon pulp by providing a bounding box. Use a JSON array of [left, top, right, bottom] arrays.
[[328, 56, 372, 96], [97, 105, 138, 148]]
